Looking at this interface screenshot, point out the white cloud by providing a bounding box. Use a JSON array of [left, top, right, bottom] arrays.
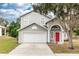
[[17, 3, 25, 6], [20, 8, 33, 15], [21, 10, 31, 15], [0, 9, 20, 17], [0, 3, 33, 22], [0, 9, 7, 12], [16, 9, 24, 13]]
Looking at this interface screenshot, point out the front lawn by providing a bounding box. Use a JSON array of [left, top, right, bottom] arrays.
[[48, 39, 79, 54], [0, 36, 18, 53]]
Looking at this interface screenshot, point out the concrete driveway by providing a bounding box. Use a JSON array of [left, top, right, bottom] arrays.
[[9, 44, 53, 56]]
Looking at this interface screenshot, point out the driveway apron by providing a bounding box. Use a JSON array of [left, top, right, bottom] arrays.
[[9, 43, 53, 56]]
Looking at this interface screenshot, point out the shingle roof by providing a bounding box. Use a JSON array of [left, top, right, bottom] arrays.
[[20, 10, 52, 20]]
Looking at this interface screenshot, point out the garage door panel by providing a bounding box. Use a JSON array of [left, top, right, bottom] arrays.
[[22, 31, 47, 43]]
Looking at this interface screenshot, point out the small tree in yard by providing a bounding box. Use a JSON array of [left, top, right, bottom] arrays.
[[8, 18, 20, 38]]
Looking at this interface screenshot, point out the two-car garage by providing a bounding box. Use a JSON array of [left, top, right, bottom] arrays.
[[18, 23, 48, 43]]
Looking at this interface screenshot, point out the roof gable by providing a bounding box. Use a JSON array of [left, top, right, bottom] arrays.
[[20, 11, 51, 20], [18, 23, 47, 31]]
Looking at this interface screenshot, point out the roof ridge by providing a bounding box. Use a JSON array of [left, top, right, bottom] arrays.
[[20, 11, 52, 20]]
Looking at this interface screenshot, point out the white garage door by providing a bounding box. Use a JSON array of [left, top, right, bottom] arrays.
[[22, 31, 47, 43]]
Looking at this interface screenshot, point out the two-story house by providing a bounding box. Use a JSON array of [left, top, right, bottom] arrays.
[[18, 11, 68, 44]]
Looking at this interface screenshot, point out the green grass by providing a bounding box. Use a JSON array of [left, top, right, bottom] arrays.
[[0, 36, 18, 53], [48, 39, 79, 54]]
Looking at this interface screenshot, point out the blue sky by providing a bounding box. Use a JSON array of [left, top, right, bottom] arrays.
[[0, 3, 33, 22]]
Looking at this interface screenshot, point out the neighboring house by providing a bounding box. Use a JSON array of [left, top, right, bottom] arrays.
[[0, 25, 6, 36], [18, 11, 68, 44]]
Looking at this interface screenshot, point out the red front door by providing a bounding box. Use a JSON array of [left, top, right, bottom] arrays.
[[55, 32, 60, 43]]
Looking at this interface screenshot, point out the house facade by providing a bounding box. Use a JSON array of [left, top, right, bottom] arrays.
[[18, 11, 68, 44], [0, 25, 6, 36]]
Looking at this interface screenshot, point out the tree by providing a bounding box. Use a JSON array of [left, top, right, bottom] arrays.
[[33, 3, 79, 49], [8, 18, 20, 37], [0, 17, 8, 26]]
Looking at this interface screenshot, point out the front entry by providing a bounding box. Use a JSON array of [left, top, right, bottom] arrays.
[[50, 25, 61, 44], [55, 32, 60, 44]]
